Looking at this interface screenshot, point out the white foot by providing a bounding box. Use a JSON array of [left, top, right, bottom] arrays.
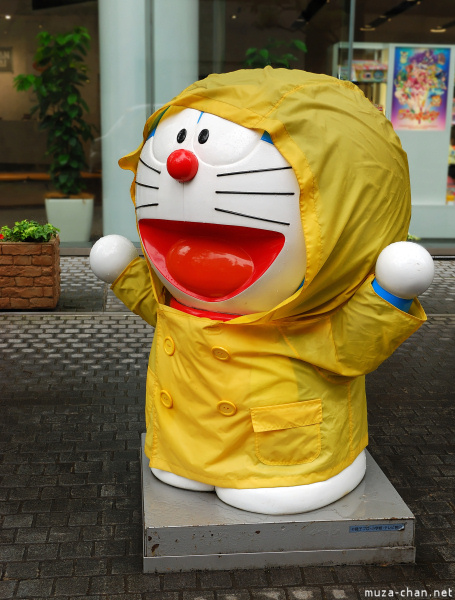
[[215, 451, 367, 515], [151, 468, 215, 492]]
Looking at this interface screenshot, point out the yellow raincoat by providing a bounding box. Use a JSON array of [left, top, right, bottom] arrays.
[[113, 68, 426, 489]]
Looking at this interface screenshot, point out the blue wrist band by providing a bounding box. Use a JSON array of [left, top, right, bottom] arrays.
[[372, 278, 413, 313]]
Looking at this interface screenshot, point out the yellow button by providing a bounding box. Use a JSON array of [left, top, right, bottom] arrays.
[[163, 336, 175, 356], [211, 346, 230, 361], [160, 390, 173, 408], [217, 401, 237, 416]]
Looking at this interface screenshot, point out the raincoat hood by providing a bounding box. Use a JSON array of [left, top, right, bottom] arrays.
[[120, 68, 411, 323]]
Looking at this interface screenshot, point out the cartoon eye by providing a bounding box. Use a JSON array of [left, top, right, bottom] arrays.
[[198, 129, 209, 144], [150, 108, 200, 163], [150, 108, 261, 167], [177, 129, 187, 143], [195, 113, 261, 166]]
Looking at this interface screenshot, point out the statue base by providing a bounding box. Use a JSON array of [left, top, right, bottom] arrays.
[[141, 434, 415, 572]]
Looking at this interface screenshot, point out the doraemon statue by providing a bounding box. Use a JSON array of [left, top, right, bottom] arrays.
[[90, 69, 434, 515]]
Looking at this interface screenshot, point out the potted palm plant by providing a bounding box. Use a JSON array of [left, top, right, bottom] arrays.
[[14, 26, 96, 243]]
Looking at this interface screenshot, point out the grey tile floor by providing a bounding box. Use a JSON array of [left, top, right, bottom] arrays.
[[0, 257, 454, 598], [57, 257, 127, 313]]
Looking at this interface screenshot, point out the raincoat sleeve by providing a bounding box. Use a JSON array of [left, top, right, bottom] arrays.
[[329, 275, 426, 377], [110, 257, 158, 327]]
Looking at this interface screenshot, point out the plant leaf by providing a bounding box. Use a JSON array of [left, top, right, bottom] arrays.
[[291, 39, 307, 52]]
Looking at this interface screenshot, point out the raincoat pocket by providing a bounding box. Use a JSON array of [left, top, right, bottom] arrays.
[[251, 399, 322, 466]]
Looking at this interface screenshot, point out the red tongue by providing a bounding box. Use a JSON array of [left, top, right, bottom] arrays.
[[138, 219, 285, 302], [166, 237, 254, 298]]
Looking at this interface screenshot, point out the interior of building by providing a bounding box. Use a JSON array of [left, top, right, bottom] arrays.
[[0, 0, 454, 247]]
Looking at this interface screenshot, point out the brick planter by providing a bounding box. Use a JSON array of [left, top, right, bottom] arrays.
[[0, 237, 60, 309]]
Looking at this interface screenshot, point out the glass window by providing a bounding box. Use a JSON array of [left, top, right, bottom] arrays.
[[0, 0, 100, 244], [199, 0, 351, 77]]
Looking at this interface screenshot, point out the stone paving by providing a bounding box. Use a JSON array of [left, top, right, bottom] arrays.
[[0, 258, 454, 598], [57, 257, 126, 313]]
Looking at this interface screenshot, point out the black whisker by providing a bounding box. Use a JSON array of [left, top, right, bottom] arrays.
[[216, 190, 295, 196], [215, 208, 290, 226], [217, 166, 292, 177], [135, 203, 159, 211], [140, 158, 161, 174], [136, 181, 159, 190]]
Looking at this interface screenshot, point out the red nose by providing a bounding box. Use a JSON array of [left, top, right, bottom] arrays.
[[167, 149, 199, 182]]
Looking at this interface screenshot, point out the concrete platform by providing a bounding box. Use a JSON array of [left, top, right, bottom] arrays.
[[141, 435, 415, 572]]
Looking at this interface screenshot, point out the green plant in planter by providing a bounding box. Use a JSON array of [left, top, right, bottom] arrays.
[[245, 37, 307, 69], [14, 26, 95, 196], [0, 220, 59, 243]]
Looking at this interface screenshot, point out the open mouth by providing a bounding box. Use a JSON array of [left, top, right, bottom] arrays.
[[138, 219, 285, 301]]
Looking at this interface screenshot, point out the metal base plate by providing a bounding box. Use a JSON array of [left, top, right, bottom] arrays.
[[141, 434, 415, 572]]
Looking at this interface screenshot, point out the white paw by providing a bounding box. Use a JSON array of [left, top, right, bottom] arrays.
[[375, 241, 434, 299], [90, 235, 139, 283]]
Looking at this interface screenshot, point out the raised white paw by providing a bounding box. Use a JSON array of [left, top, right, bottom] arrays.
[[90, 235, 139, 283], [375, 241, 434, 299]]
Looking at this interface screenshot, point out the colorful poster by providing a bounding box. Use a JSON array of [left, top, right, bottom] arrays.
[[391, 47, 450, 131]]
